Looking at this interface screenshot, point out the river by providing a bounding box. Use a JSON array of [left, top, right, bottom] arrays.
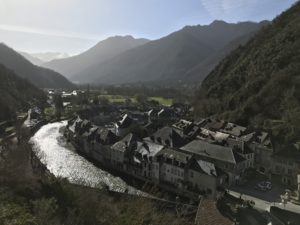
[[30, 121, 141, 195]]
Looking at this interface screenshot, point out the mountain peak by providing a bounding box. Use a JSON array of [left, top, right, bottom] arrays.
[[210, 20, 228, 26]]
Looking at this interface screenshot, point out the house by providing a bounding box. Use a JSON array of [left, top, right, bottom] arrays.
[[220, 122, 247, 137], [114, 114, 135, 137], [170, 103, 190, 117], [180, 140, 247, 185], [202, 119, 226, 132], [66, 117, 83, 144], [197, 128, 230, 143], [92, 128, 118, 165], [172, 119, 201, 140], [249, 131, 274, 174], [134, 141, 164, 182], [186, 158, 226, 198], [80, 125, 98, 155], [145, 126, 187, 148], [156, 148, 192, 189], [110, 133, 138, 170], [147, 109, 159, 120], [272, 144, 300, 186], [157, 108, 177, 123], [227, 138, 254, 169]]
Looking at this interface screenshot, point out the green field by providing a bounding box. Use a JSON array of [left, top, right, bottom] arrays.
[[98, 95, 173, 106]]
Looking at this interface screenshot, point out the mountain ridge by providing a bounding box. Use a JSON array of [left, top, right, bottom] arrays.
[[43, 35, 149, 81], [69, 20, 267, 85], [0, 43, 74, 89]]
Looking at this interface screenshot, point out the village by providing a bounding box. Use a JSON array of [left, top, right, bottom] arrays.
[[61, 89, 300, 205], [1, 88, 300, 224]]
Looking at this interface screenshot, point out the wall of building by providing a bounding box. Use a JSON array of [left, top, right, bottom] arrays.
[[187, 169, 218, 198], [160, 163, 184, 188]]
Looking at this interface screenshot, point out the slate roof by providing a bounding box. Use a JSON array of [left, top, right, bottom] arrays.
[[227, 138, 253, 155], [147, 109, 160, 117], [156, 148, 192, 165], [221, 122, 246, 137], [203, 119, 226, 131], [158, 108, 176, 118], [240, 132, 256, 142], [135, 141, 164, 158], [96, 128, 118, 145], [111, 133, 138, 152], [148, 126, 186, 148], [172, 119, 193, 131], [189, 159, 217, 177], [180, 140, 246, 164], [116, 114, 134, 128]]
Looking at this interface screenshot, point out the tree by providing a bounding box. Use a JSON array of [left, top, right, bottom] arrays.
[[53, 94, 63, 120], [92, 96, 99, 105], [135, 94, 147, 104]]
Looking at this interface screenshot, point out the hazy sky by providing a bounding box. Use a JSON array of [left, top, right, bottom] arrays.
[[0, 0, 297, 54]]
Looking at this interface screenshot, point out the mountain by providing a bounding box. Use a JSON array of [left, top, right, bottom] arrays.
[[19, 52, 44, 66], [196, 2, 300, 144], [184, 31, 260, 82], [0, 64, 46, 121], [0, 43, 74, 88], [43, 36, 149, 80], [70, 21, 267, 85]]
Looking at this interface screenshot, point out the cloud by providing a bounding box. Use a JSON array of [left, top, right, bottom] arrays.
[[0, 24, 101, 41], [200, 0, 225, 18], [200, 0, 259, 18]]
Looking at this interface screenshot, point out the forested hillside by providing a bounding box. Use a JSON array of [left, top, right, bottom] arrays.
[[196, 2, 300, 144], [0, 64, 46, 121], [0, 44, 73, 89]]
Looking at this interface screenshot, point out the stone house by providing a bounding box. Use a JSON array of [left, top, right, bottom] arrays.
[[114, 114, 135, 137], [110, 133, 138, 170], [134, 141, 164, 183], [92, 128, 118, 165], [156, 148, 191, 189], [145, 126, 187, 148], [186, 158, 226, 198], [180, 140, 247, 185]]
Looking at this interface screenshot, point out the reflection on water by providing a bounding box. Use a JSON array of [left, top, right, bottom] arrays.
[[30, 121, 140, 194]]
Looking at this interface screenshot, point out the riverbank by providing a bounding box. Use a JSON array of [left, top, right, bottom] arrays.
[[0, 121, 195, 225]]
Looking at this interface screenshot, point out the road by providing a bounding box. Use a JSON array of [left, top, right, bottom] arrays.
[[229, 190, 300, 214]]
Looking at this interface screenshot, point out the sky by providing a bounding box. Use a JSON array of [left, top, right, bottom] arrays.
[[0, 0, 298, 55]]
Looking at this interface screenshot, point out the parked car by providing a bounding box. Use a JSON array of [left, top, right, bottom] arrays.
[[254, 183, 267, 191], [263, 181, 272, 190], [255, 181, 272, 191]]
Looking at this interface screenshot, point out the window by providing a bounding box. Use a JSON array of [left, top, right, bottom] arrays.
[[288, 169, 292, 175], [190, 171, 193, 178]]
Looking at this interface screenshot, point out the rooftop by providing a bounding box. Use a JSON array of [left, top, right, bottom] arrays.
[[181, 140, 246, 164]]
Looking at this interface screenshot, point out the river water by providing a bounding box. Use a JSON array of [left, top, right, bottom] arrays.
[[30, 121, 140, 195]]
